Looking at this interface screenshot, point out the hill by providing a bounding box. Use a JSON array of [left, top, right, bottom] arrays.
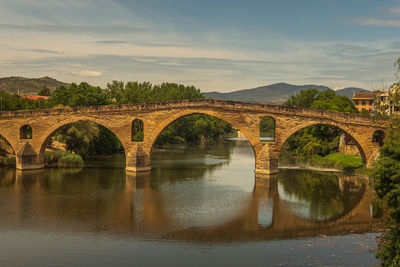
[[204, 83, 371, 104], [0, 76, 70, 95], [335, 87, 371, 99]]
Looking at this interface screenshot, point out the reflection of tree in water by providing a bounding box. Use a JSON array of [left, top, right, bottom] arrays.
[[150, 141, 237, 186], [18, 168, 127, 195], [278, 169, 365, 221], [0, 169, 16, 188]]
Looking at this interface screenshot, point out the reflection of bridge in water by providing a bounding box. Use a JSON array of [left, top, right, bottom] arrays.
[[0, 170, 385, 242]]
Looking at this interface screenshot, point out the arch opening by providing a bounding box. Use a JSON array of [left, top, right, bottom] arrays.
[[147, 113, 257, 225], [279, 124, 367, 169], [20, 125, 32, 139], [0, 134, 15, 167], [152, 113, 253, 148], [39, 120, 126, 168], [150, 112, 256, 180], [372, 130, 385, 147], [260, 116, 275, 142], [132, 119, 144, 142]]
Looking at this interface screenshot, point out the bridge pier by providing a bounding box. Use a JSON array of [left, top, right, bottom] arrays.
[[254, 143, 279, 175], [16, 142, 44, 171], [125, 144, 151, 173]]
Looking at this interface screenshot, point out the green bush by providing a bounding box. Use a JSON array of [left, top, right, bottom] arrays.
[[323, 153, 363, 170], [44, 151, 65, 164], [58, 153, 84, 166], [45, 151, 83, 166]]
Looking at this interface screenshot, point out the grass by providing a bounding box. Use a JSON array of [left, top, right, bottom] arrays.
[[45, 151, 83, 167], [309, 153, 363, 171], [280, 152, 364, 171]]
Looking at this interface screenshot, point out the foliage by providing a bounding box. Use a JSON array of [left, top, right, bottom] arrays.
[[284, 88, 358, 112], [131, 119, 144, 142], [44, 150, 65, 164], [373, 117, 400, 266], [377, 224, 400, 267], [39, 86, 51, 96], [45, 150, 84, 166], [51, 82, 110, 107], [0, 91, 52, 111], [58, 153, 84, 166], [323, 153, 363, 170], [278, 170, 362, 220], [280, 153, 363, 171], [88, 125, 123, 154], [54, 121, 100, 158], [155, 114, 233, 146], [105, 81, 204, 104]]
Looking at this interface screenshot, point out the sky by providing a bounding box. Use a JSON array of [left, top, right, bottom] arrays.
[[1, 0, 400, 92]]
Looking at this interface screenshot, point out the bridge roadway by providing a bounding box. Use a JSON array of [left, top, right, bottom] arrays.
[[0, 99, 388, 173]]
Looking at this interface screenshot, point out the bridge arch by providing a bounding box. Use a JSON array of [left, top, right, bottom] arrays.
[[278, 121, 368, 166], [37, 118, 128, 167], [147, 110, 259, 151], [0, 134, 15, 157]]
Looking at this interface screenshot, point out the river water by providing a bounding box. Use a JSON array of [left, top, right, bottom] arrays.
[[0, 141, 385, 266]]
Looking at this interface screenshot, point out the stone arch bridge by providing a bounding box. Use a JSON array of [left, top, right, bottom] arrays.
[[0, 99, 388, 173]]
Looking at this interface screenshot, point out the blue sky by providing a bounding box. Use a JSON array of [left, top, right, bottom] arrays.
[[1, 0, 400, 92]]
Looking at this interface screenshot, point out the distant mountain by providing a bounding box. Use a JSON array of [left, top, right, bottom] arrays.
[[0, 76, 70, 95], [335, 87, 371, 99], [204, 83, 371, 104]]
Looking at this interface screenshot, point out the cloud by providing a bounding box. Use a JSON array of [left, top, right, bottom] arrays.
[[333, 86, 345, 90], [89, 40, 187, 48], [27, 48, 63, 54], [71, 70, 103, 77], [352, 18, 400, 27], [385, 6, 400, 15], [0, 23, 149, 34], [90, 40, 130, 45]]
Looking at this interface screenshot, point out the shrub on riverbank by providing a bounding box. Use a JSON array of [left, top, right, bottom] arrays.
[[58, 153, 84, 166], [322, 153, 363, 170], [280, 153, 363, 171], [0, 156, 16, 167], [45, 151, 83, 166], [372, 117, 400, 266]]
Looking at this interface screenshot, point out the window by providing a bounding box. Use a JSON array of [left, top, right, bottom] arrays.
[[260, 116, 275, 142], [20, 125, 32, 139], [362, 101, 366, 105], [131, 119, 144, 142], [372, 130, 385, 146]]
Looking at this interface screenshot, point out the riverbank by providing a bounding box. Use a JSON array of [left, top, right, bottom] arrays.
[[280, 153, 363, 172]]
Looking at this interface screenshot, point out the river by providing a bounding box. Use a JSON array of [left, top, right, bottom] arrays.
[[0, 141, 385, 266]]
